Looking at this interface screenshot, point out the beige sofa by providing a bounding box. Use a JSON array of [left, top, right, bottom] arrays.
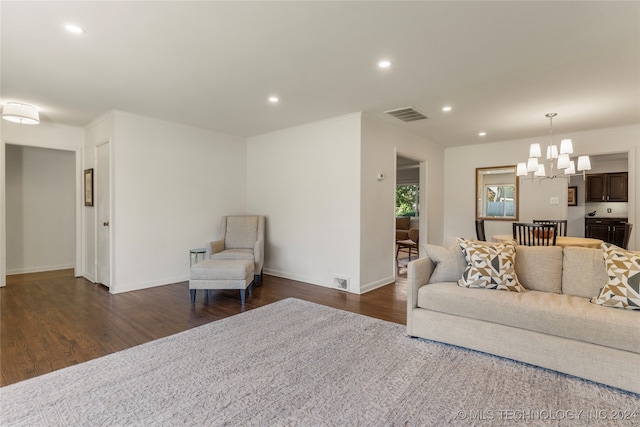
[[407, 243, 640, 393]]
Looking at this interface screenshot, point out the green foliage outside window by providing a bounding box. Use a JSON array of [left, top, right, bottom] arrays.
[[396, 185, 418, 217]]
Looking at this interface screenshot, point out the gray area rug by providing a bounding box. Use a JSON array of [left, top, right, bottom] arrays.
[[1, 298, 638, 426]]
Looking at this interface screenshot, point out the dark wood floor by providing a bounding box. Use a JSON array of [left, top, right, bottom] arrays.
[[1, 269, 406, 387]]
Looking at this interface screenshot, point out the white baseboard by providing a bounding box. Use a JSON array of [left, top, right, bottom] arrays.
[[263, 268, 394, 295], [263, 268, 345, 291], [6, 264, 75, 276], [109, 274, 189, 294], [359, 275, 395, 294]]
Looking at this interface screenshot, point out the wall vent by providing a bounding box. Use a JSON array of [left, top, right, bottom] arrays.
[[384, 106, 428, 122], [333, 276, 349, 290]]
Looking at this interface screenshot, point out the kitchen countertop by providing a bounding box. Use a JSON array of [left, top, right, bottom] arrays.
[[584, 216, 628, 220]]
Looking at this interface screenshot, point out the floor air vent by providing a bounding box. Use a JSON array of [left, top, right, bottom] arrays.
[[333, 276, 349, 290], [384, 107, 428, 122]]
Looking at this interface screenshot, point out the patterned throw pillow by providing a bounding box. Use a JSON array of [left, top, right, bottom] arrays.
[[591, 243, 640, 310], [457, 238, 526, 292]]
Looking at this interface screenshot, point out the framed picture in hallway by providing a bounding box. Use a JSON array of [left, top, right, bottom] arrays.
[[84, 168, 94, 206], [568, 186, 577, 206]]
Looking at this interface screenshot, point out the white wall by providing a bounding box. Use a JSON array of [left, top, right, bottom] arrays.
[[360, 115, 445, 291], [444, 125, 639, 250], [5, 145, 76, 274], [105, 112, 247, 293], [1, 121, 84, 286], [246, 114, 362, 292]]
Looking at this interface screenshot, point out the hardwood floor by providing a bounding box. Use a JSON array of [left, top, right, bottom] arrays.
[[1, 269, 406, 386]]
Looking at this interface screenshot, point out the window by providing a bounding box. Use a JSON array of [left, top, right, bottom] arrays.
[[396, 185, 419, 217]]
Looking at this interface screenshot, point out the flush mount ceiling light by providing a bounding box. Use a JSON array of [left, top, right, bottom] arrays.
[[378, 60, 392, 69], [442, 106, 452, 112], [65, 24, 86, 34], [268, 96, 279, 103], [478, 132, 486, 137], [517, 113, 591, 180], [2, 102, 40, 125]]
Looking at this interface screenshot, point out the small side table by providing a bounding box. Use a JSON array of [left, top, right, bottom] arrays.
[[190, 248, 206, 267]]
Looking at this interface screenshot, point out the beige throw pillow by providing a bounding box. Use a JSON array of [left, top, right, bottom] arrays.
[[591, 243, 640, 310], [425, 244, 467, 283], [457, 238, 526, 293]]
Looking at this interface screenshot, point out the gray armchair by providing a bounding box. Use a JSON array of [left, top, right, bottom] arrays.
[[207, 215, 265, 285]]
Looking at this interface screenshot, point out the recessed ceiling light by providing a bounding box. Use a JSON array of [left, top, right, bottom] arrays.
[[65, 24, 86, 34], [268, 96, 279, 103], [478, 132, 487, 137], [378, 60, 392, 69], [442, 106, 452, 112]]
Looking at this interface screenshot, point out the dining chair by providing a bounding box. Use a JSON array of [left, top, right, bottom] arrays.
[[621, 223, 633, 249], [475, 219, 486, 241], [532, 219, 568, 236], [512, 222, 558, 246], [396, 228, 419, 261]]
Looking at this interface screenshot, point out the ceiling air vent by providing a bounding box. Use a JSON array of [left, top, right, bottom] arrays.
[[384, 107, 428, 122]]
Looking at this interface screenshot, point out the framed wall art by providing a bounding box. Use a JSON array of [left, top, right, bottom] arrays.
[[568, 186, 577, 206], [84, 168, 94, 206]]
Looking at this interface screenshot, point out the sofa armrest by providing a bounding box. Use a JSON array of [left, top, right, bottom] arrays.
[[253, 238, 264, 272], [207, 239, 225, 257], [406, 256, 435, 335]]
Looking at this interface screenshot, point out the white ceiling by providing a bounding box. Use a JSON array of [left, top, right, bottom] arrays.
[[2, 1, 639, 148]]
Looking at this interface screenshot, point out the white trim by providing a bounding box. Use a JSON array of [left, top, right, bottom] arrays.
[[359, 276, 395, 294], [7, 264, 75, 275]]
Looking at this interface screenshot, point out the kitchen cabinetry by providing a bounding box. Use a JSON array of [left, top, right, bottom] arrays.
[[585, 218, 628, 246], [585, 172, 628, 202]]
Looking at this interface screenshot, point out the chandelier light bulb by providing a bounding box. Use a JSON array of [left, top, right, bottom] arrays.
[[577, 155, 592, 171], [529, 143, 542, 158], [534, 164, 546, 177], [560, 139, 573, 155], [557, 153, 571, 170], [564, 161, 576, 175], [516, 163, 528, 177]]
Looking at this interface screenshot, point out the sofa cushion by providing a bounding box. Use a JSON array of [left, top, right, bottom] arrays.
[[562, 247, 608, 298], [515, 246, 563, 293], [417, 283, 639, 353], [591, 243, 640, 310], [225, 216, 259, 249], [425, 244, 466, 283], [457, 239, 526, 293]]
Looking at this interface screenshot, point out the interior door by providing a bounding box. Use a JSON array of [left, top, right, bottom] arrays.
[[96, 142, 111, 287]]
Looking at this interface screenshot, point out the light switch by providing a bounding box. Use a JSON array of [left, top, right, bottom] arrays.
[[550, 197, 560, 205]]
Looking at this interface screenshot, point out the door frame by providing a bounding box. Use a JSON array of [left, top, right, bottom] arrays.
[[1, 140, 83, 286], [394, 151, 428, 270]]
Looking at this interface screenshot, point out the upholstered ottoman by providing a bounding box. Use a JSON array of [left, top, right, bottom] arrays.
[[189, 259, 254, 304]]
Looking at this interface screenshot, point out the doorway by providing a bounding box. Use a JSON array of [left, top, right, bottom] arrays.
[[4, 144, 76, 275], [395, 154, 422, 278]]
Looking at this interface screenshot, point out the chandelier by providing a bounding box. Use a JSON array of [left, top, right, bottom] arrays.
[[517, 113, 591, 180]]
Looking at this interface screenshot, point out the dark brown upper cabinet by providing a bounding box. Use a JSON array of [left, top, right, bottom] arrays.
[[585, 172, 628, 202]]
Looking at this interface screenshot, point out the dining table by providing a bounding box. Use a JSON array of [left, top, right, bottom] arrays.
[[492, 234, 604, 248]]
